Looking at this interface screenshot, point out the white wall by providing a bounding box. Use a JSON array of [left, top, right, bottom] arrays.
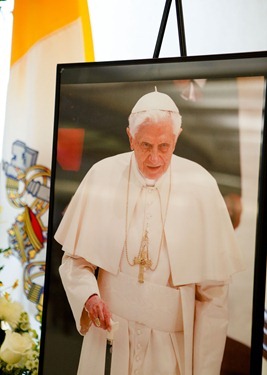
[[89, 0, 267, 61]]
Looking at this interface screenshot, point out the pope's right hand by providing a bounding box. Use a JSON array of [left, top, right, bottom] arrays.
[[85, 294, 112, 331]]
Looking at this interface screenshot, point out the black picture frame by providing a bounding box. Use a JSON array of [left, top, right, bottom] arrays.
[[40, 51, 267, 375]]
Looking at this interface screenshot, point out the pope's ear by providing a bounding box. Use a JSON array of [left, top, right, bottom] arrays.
[[126, 127, 134, 149], [176, 128, 183, 141], [173, 128, 183, 148]]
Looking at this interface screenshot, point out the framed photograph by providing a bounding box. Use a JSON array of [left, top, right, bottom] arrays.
[[40, 52, 267, 374]]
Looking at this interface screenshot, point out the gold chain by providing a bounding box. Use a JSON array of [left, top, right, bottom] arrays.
[[123, 155, 172, 272]]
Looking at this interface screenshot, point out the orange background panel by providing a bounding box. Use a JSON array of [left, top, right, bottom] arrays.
[[57, 128, 85, 171]]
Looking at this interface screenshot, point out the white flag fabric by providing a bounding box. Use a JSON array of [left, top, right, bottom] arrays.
[[0, 0, 94, 340]]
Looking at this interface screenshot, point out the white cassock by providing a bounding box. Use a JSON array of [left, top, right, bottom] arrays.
[[55, 152, 244, 375]]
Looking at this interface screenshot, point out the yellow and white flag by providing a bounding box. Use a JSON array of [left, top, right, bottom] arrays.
[[0, 0, 94, 341]]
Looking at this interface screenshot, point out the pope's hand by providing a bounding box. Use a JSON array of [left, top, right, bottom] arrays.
[[85, 294, 112, 331]]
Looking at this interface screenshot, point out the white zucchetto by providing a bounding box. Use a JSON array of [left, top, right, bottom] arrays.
[[131, 87, 179, 114]]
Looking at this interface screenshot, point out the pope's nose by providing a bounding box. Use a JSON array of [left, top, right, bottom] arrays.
[[149, 148, 160, 163]]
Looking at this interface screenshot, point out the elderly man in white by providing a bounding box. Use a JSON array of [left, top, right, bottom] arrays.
[[55, 89, 244, 375]]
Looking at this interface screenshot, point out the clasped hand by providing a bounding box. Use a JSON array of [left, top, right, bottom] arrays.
[[85, 294, 112, 331]]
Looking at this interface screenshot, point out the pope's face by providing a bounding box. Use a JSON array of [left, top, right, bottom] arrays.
[[127, 121, 182, 180]]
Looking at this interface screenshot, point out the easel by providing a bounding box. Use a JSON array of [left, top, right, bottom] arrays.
[[153, 0, 187, 58]]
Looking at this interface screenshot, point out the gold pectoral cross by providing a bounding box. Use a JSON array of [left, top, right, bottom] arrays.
[[133, 231, 152, 283]]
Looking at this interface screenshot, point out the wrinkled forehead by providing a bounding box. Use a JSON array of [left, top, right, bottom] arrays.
[[135, 120, 175, 139]]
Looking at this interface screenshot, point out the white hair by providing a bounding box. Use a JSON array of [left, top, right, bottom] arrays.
[[128, 109, 182, 137]]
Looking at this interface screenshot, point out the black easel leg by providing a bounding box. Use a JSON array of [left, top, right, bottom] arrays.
[[175, 0, 187, 56], [153, 0, 187, 58], [153, 0, 173, 58]]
